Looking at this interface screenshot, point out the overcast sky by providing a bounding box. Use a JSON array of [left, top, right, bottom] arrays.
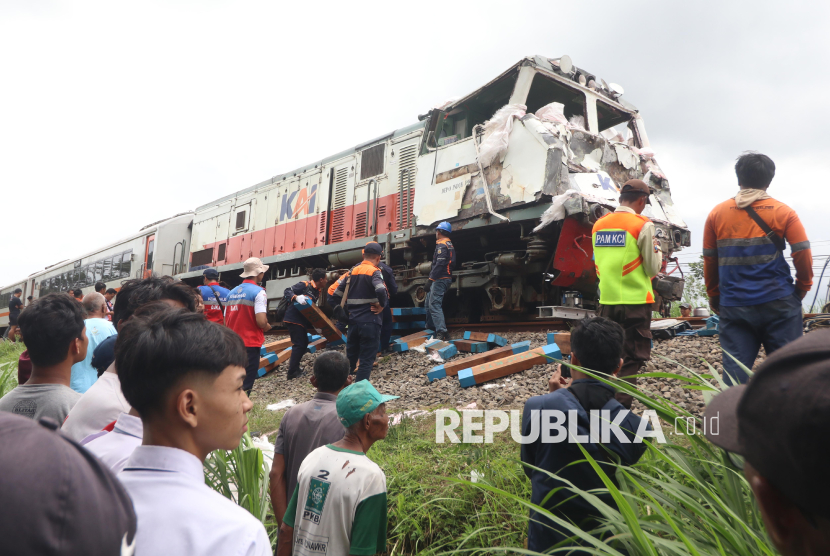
[[2, 1, 829, 303]]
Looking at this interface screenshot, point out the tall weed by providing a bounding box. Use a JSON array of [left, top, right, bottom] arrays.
[[435, 354, 772, 555]]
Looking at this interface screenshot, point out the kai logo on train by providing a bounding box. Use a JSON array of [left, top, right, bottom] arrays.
[[281, 184, 318, 221], [595, 231, 626, 247]]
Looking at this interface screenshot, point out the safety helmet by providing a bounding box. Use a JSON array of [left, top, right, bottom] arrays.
[[436, 222, 452, 233]]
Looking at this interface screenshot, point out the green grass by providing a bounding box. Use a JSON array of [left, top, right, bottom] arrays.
[[0, 340, 25, 398]]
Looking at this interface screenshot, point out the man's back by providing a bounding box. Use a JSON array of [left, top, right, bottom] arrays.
[[199, 283, 230, 324], [704, 195, 812, 307], [70, 318, 117, 393], [284, 444, 387, 556], [62, 371, 130, 441], [119, 446, 271, 556], [0, 383, 80, 425], [275, 393, 345, 498]]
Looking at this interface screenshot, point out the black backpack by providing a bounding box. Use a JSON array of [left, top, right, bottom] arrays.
[[275, 296, 291, 322]]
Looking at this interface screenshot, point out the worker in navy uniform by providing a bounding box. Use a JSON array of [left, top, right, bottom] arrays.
[[326, 270, 349, 335], [424, 221, 455, 342], [282, 269, 328, 380], [378, 260, 398, 355], [332, 242, 388, 382]]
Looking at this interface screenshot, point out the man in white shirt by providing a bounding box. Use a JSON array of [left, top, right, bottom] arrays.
[[62, 277, 197, 442], [81, 410, 143, 474], [277, 380, 397, 556], [116, 306, 270, 556]]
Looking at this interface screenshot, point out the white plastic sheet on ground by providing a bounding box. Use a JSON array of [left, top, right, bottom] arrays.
[[388, 409, 432, 426], [251, 434, 275, 466], [477, 103, 527, 167], [266, 399, 296, 411]]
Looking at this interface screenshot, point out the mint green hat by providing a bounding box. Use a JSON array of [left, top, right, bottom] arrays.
[[336, 381, 399, 428]]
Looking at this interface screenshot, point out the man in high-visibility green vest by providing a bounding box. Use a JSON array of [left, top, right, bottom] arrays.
[[592, 179, 663, 408]]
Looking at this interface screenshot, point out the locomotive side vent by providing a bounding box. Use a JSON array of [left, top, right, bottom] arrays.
[[330, 167, 349, 243], [360, 144, 385, 181], [217, 243, 226, 261], [191, 248, 213, 267], [398, 144, 417, 228], [355, 212, 367, 238]]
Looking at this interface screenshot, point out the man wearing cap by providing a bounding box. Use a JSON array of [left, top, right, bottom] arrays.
[[592, 179, 662, 409], [226, 257, 273, 394], [332, 242, 388, 382], [425, 221, 455, 342], [282, 268, 328, 380], [705, 330, 830, 556], [679, 302, 692, 317], [198, 269, 230, 325], [0, 413, 137, 555], [277, 380, 397, 556]]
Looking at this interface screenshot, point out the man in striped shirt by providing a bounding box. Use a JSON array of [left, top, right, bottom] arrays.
[[703, 152, 812, 385]]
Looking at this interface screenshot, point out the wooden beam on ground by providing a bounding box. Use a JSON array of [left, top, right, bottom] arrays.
[[391, 320, 426, 330], [391, 330, 434, 352], [424, 339, 457, 359], [306, 337, 327, 354], [462, 331, 508, 347], [294, 301, 346, 346], [452, 339, 489, 353], [261, 337, 292, 355], [391, 307, 427, 316], [428, 341, 530, 381], [547, 332, 571, 355], [457, 343, 561, 388], [258, 347, 292, 376]]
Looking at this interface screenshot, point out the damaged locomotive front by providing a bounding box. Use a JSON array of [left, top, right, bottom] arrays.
[[400, 54, 690, 320]]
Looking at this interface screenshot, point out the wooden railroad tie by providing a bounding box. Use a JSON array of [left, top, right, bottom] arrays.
[[547, 332, 571, 355], [391, 329, 434, 352], [294, 301, 346, 346], [424, 339, 457, 360], [452, 339, 489, 353], [457, 343, 561, 387], [427, 341, 530, 382], [462, 331, 508, 347]]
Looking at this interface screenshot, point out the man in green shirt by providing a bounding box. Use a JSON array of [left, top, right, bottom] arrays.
[[277, 381, 397, 556]]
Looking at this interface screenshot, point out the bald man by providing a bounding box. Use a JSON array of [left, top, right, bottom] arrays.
[[70, 293, 117, 393]]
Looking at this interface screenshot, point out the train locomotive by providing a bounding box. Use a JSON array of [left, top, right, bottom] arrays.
[[1, 55, 689, 333], [176, 55, 689, 321]]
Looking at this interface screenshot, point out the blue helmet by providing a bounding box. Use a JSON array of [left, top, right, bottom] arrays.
[[436, 222, 452, 234]]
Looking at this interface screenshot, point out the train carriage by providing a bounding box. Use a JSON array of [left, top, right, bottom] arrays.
[[175, 55, 690, 322], [0, 213, 193, 333]]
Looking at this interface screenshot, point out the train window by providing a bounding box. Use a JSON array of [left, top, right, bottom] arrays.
[[217, 243, 226, 261], [78, 265, 87, 286], [235, 211, 246, 230], [462, 70, 519, 133], [524, 72, 587, 122], [596, 99, 633, 135], [71, 269, 79, 288], [102, 258, 112, 281], [121, 252, 132, 278], [360, 144, 385, 180], [94, 261, 103, 283]]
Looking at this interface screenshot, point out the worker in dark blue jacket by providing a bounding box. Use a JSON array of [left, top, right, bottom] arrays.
[[521, 317, 651, 553], [378, 261, 398, 354], [282, 268, 328, 379], [424, 221, 455, 342], [332, 242, 388, 381]]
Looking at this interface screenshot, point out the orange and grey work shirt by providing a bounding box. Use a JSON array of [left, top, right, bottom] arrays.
[[332, 261, 388, 325], [703, 191, 812, 307], [429, 238, 455, 281]]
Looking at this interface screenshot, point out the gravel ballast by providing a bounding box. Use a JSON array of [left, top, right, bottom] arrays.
[[251, 331, 767, 417]]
